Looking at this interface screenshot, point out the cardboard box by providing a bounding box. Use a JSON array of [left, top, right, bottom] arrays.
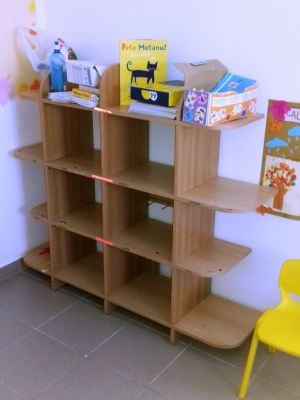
[[176, 60, 227, 92], [130, 83, 184, 107], [178, 62, 257, 126], [183, 74, 257, 126], [66, 60, 107, 87]]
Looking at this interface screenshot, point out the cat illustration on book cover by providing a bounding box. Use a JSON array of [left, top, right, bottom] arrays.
[[127, 61, 158, 84]]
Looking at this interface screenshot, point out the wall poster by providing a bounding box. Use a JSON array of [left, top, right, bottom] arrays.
[[259, 100, 300, 219]]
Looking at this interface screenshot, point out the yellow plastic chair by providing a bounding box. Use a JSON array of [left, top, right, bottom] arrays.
[[239, 259, 300, 399]]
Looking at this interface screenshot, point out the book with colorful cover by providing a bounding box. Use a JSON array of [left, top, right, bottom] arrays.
[[211, 72, 256, 94], [119, 39, 168, 105]]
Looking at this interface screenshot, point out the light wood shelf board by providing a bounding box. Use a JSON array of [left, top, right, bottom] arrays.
[[31, 203, 48, 223], [110, 171, 276, 214], [109, 272, 171, 326], [20, 90, 40, 101], [112, 219, 173, 265], [42, 97, 97, 112], [182, 176, 277, 212], [111, 162, 174, 199], [175, 294, 260, 349], [23, 243, 51, 275], [47, 150, 101, 178], [51, 203, 103, 240], [14, 143, 44, 164], [106, 106, 264, 130], [176, 238, 250, 277], [53, 252, 104, 297]]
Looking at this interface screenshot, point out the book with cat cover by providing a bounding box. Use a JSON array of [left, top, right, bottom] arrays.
[[120, 39, 168, 105]]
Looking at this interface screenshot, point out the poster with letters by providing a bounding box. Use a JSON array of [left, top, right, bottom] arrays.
[[259, 100, 300, 219]]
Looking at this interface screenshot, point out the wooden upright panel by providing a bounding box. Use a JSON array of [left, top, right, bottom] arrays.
[[104, 246, 149, 296], [171, 268, 210, 325], [42, 105, 93, 162], [101, 115, 149, 176], [99, 64, 120, 109], [173, 200, 215, 263], [46, 168, 95, 221], [50, 226, 104, 297], [102, 184, 148, 239], [50, 226, 96, 272], [174, 125, 220, 195]]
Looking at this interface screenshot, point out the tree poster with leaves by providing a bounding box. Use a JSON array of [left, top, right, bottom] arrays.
[[259, 100, 300, 219]]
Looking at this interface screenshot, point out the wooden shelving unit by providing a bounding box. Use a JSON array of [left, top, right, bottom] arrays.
[[17, 63, 276, 349]]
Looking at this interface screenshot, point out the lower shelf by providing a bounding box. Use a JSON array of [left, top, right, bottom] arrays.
[[176, 238, 250, 278], [175, 294, 260, 349], [23, 243, 51, 275], [47, 150, 101, 178], [108, 272, 171, 327], [111, 219, 173, 265], [53, 252, 104, 297], [51, 203, 103, 240]]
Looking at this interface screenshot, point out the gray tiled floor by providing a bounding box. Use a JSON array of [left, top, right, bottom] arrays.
[[0, 265, 299, 400]]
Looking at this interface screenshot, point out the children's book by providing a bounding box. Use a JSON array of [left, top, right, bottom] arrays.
[[211, 72, 256, 94], [119, 39, 168, 105]]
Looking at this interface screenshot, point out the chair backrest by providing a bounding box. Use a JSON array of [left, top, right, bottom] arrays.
[[279, 260, 300, 298]]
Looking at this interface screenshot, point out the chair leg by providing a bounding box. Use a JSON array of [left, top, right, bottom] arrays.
[[268, 346, 275, 354], [239, 332, 259, 399]]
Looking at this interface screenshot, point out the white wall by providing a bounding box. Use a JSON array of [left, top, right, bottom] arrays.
[[33, 0, 300, 310], [0, 2, 49, 268], [0, 99, 47, 267]]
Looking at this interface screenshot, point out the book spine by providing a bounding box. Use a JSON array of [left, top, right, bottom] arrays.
[[72, 88, 99, 102], [78, 84, 100, 94]]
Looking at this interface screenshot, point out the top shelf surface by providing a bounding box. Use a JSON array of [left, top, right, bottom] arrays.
[[26, 89, 264, 131], [106, 106, 264, 130], [20, 90, 40, 101]]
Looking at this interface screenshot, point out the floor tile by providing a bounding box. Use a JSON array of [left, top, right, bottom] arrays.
[[246, 376, 299, 400], [22, 269, 91, 298], [0, 310, 31, 351], [256, 351, 300, 395], [82, 294, 104, 306], [133, 315, 170, 337], [132, 317, 191, 345], [136, 389, 167, 400], [0, 274, 79, 327], [0, 382, 25, 400], [150, 347, 242, 400], [191, 337, 270, 372], [1, 269, 299, 400], [38, 300, 128, 356], [58, 283, 92, 299], [0, 330, 77, 399], [113, 306, 139, 321], [90, 322, 185, 385], [0, 261, 19, 281], [21, 268, 50, 283], [34, 360, 142, 400]]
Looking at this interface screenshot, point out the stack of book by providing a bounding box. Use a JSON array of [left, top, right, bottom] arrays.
[[48, 88, 99, 108], [129, 102, 177, 119]]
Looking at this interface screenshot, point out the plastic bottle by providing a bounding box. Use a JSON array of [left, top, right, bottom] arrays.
[[50, 41, 65, 92]]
